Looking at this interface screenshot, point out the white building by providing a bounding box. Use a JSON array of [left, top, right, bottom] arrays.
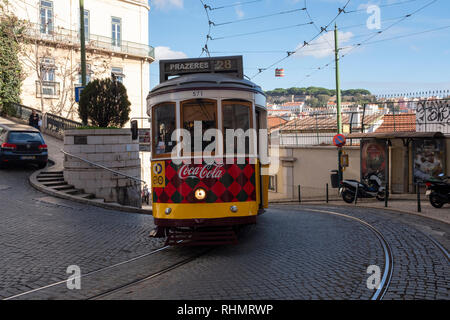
[[7, 0, 154, 127]]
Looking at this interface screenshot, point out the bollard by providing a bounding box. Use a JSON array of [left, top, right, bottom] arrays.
[[417, 182, 421, 213], [384, 183, 389, 207], [326, 183, 329, 203], [354, 183, 358, 205], [298, 185, 301, 203]]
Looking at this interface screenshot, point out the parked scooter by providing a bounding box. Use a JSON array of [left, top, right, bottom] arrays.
[[425, 173, 450, 208], [340, 173, 386, 203]]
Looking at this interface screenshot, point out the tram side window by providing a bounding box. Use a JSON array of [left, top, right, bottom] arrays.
[[182, 99, 217, 153], [223, 101, 251, 154], [153, 103, 176, 155]]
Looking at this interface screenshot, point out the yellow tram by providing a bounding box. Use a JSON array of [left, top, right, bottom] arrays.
[[147, 56, 269, 245]]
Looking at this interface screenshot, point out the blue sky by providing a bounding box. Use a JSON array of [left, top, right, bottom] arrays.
[[148, 0, 450, 95]]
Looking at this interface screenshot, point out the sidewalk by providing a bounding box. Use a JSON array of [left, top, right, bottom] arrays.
[[275, 197, 450, 225], [41, 132, 64, 170]]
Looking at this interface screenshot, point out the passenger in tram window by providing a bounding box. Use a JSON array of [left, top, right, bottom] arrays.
[[164, 123, 175, 150], [153, 102, 176, 155]]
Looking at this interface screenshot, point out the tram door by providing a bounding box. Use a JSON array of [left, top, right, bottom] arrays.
[[256, 109, 263, 209]]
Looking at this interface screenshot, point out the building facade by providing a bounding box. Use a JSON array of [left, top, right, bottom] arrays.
[[8, 0, 154, 126]]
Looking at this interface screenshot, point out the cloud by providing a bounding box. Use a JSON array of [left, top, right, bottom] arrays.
[[154, 46, 188, 61], [151, 0, 183, 10], [235, 5, 244, 19], [294, 31, 354, 59]]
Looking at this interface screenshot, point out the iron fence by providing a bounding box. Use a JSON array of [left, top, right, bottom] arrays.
[[10, 103, 42, 123], [45, 113, 82, 135], [9, 103, 82, 137], [272, 99, 450, 147]]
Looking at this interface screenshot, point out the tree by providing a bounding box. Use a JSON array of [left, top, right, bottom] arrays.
[[0, 0, 25, 116], [78, 78, 131, 128]]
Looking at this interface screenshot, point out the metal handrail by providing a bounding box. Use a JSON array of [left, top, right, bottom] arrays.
[[61, 149, 146, 185]]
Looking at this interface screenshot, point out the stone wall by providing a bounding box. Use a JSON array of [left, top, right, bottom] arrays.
[[63, 129, 141, 207]]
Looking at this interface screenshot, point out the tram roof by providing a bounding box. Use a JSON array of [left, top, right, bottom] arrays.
[[148, 73, 265, 98]]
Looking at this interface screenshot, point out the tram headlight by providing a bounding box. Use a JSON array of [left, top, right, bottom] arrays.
[[194, 188, 206, 201], [165, 208, 172, 215]]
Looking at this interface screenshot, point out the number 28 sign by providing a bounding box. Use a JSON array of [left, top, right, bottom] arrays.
[[152, 161, 165, 187]]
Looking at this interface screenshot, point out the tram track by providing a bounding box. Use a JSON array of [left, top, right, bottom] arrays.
[[87, 248, 212, 300], [302, 208, 394, 300], [3, 206, 448, 300], [3, 243, 211, 300]]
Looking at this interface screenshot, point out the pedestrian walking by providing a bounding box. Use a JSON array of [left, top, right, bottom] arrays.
[[29, 110, 40, 131]]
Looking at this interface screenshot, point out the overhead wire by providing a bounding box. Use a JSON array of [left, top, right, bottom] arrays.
[[339, 0, 439, 58], [340, 24, 450, 50], [199, 0, 212, 57], [343, 0, 422, 13], [249, 0, 353, 79], [204, 0, 263, 11], [211, 8, 306, 27], [209, 22, 314, 40], [304, 0, 334, 50], [290, 0, 440, 88]]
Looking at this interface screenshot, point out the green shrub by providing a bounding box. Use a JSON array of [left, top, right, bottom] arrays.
[[78, 78, 131, 128]]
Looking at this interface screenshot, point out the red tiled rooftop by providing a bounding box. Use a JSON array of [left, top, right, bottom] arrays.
[[376, 113, 416, 133], [268, 116, 288, 131], [279, 113, 383, 132]]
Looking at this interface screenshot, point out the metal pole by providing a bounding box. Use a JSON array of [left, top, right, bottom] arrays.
[[335, 24, 343, 184], [298, 185, 301, 203], [335, 24, 342, 135], [326, 183, 329, 203], [417, 182, 421, 212], [79, 0, 87, 125], [385, 183, 389, 208], [354, 183, 358, 205]]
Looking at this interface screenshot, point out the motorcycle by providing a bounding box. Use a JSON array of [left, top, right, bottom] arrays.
[[339, 173, 386, 204], [425, 173, 450, 208]]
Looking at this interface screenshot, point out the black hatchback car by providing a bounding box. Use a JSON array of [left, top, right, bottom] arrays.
[[0, 123, 48, 169]]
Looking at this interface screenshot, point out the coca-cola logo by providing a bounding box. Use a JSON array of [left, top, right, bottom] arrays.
[[178, 163, 225, 180]]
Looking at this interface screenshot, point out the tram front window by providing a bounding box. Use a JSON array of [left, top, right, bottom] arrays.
[[182, 99, 217, 153], [153, 102, 176, 155], [223, 100, 251, 154]]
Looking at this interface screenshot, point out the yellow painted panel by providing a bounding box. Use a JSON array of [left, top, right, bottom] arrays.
[[153, 201, 259, 220], [151, 161, 165, 187]]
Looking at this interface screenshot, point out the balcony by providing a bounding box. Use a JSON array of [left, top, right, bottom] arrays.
[[25, 23, 155, 60]]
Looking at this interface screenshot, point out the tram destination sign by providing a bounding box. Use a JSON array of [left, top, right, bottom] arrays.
[[160, 56, 243, 82]]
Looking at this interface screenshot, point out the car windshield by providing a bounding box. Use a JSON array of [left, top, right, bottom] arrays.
[[8, 132, 43, 143]]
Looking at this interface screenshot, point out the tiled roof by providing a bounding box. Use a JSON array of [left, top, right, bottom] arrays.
[[375, 113, 416, 132], [268, 116, 288, 130], [280, 102, 304, 107], [278, 113, 383, 132]]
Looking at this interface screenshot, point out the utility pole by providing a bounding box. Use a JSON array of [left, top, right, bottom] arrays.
[[79, 0, 87, 125], [334, 24, 343, 183]]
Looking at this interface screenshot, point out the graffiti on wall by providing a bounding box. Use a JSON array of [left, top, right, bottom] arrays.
[[416, 99, 450, 133]]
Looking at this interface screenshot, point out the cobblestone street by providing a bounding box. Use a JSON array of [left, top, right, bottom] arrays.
[[0, 166, 448, 300]]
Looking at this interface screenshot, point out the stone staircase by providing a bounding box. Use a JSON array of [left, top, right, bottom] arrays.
[[36, 171, 105, 203]]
